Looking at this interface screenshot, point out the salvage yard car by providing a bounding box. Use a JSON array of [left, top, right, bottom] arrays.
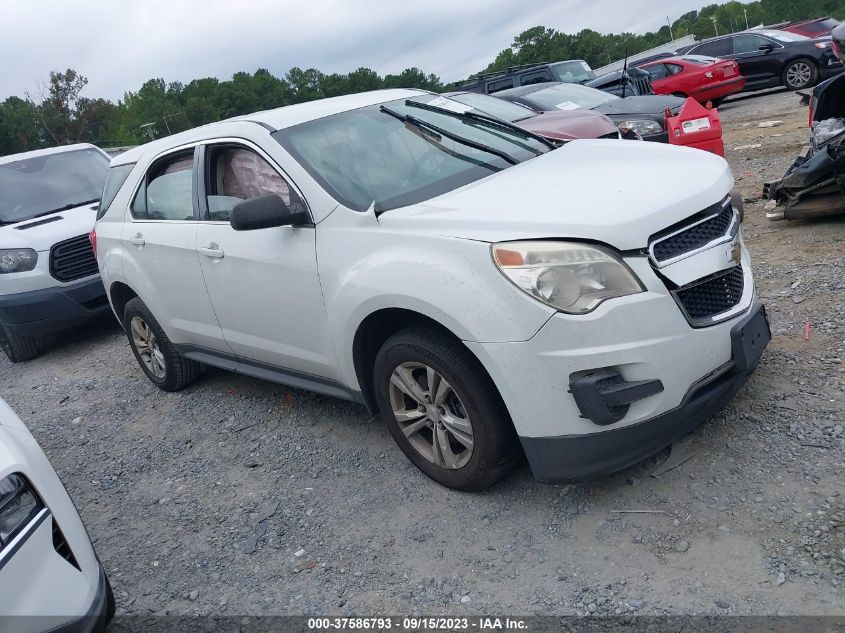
[[0, 397, 114, 632], [0, 144, 111, 363], [443, 91, 630, 142], [638, 55, 745, 106], [679, 29, 842, 91], [94, 89, 770, 491], [764, 22, 845, 220], [492, 82, 686, 143]]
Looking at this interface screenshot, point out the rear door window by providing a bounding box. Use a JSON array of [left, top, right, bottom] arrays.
[[132, 151, 195, 221], [487, 78, 515, 93], [645, 64, 670, 80], [519, 70, 553, 86], [693, 38, 731, 57]]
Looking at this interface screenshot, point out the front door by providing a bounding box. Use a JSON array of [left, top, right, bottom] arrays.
[[729, 34, 782, 86], [195, 142, 340, 381]]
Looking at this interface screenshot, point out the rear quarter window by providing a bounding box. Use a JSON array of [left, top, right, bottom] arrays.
[[97, 163, 135, 220]]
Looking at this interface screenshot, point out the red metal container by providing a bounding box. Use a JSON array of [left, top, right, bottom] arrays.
[[665, 98, 725, 157]]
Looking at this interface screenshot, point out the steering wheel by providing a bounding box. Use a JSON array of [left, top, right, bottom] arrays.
[[408, 149, 447, 182]]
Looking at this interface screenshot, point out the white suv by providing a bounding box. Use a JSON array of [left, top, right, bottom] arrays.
[[0, 398, 114, 631], [95, 89, 770, 490], [0, 144, 111, 362]]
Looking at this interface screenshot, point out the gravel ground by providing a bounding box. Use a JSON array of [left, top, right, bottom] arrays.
[[1, 89, 844, 618]]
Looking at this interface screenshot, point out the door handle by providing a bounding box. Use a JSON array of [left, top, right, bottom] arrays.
[[127, 233, 145, 246], [199, 243, 224, 259]]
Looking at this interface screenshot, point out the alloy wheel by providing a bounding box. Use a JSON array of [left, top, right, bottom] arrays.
[[130, 316, 166, 379], [388, 362, 474, 470], [786, 62, 812, 88]]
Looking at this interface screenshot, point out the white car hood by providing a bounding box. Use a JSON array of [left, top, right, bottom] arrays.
[[0, 204, 98, 252], [378, 139, 734, 250]]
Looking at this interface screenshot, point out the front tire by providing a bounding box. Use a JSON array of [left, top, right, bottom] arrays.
[[373, 327, 520, 491], [783, 58, 818, 90], [122, 297, 200, 391], [0, 322, 39, 363]]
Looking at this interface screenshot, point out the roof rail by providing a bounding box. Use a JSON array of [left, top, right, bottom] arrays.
[[465, 61, 552, 82]]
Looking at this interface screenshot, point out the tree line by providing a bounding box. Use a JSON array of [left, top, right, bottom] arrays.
[[1, 0, 842, 156]]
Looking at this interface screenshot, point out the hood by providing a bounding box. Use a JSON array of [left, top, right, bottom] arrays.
[[0, 204, 98, 252], [515, 109, 618, 140], [594, 95, 686, 116], [377, 139, 734, 251]]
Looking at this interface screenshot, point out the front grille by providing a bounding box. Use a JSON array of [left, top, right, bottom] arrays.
[[52, 518, 80, 570], [675, 265, 744, 324], [49, 235, 98, 282], [633, 76, 653, 95], [651, 200, 734, 263]]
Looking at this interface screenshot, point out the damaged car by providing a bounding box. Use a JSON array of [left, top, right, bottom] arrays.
[[95, 88, 769, 491], [764, 23, 845, 221]]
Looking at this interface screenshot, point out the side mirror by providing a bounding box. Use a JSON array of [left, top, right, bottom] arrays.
[[758, 43, 775, 52], [229, 194, 308, 231]]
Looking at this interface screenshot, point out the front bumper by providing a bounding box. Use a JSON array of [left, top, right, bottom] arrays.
[[52, 565, 111, 633], [0, 277, 109, 338], [820, 63, 844, 80], [522, 306, 768, 483]]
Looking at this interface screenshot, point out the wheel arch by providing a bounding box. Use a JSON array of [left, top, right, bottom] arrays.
[[352, 307, 505, 416], [108, 281, 139, 324]]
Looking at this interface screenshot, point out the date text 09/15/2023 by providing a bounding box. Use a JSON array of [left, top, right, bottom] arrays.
[[307, 617, 528, 630]]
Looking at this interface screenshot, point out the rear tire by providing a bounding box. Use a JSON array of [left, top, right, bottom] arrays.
[[0, 322, 39, 363], [783, 58, 818, 90], [373, 327, 520, 491], [122, 297, 200, 391]]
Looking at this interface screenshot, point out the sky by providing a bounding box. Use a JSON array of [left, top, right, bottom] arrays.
[[1, 0, 714, 102]]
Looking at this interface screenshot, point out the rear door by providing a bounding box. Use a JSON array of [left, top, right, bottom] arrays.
[[194, 141, 340, 381], [120, 147, 230, 352]]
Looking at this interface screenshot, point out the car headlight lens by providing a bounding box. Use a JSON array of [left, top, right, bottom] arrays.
[[0, 249, 38, 274], [492, 241, 644, 314], [618, 120, 663, 136], [815, 42, 832, 49], [0, 474, 43, 545]]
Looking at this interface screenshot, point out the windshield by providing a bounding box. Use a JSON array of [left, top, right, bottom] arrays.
[[0, 148, 109, 225], [550, 61, 597, 84], [447, 92, 537, 122], [524, 83, 618, 111], [760, 30, 809, 42], [274, 95, 550, 213]]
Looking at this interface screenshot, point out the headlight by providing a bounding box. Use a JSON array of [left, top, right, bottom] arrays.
[[618, 120, 663, 136], [0, 249, 38, 274], [815, 42, 832, 49], [492, 241, 644, 314], [0, 474, 43, 545]]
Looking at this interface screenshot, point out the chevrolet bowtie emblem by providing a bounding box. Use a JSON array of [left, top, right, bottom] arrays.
[[730, 242, 742, 264]]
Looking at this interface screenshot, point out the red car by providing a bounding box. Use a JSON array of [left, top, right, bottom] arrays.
[[782, 17, 840, 38], [639, 56, 745, 106]]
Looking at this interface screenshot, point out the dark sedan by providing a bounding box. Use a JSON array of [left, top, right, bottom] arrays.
[[678, 29, 842, 91], [493, 82, 685, 143]]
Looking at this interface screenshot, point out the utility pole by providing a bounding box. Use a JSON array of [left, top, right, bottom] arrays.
[[711, 16, 719, 36], [744, 8, 749, 30], [667, 16, 674, 41], [140, 122, 156, 141]]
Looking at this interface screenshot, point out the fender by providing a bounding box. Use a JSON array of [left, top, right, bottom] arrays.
[[315, 206, 555, 387]]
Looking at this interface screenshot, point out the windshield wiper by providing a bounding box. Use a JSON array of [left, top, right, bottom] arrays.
[[380, 106, 519, 165], [405, 100, 557, 152], [29, 199, 100, 220]]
